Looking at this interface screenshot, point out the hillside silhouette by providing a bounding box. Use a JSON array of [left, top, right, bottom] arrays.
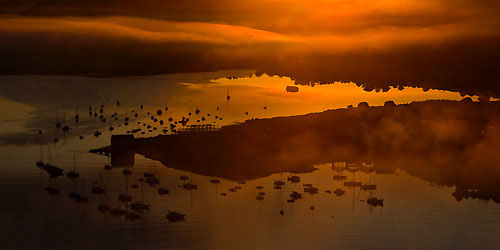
[[103, 99, 500, 202]]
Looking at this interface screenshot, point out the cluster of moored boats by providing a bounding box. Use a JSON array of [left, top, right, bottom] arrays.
[[331, 162, 384, 206], [49, 100, 237, 143], [36, 157, 189, 223], [37, 155, 386, 225]]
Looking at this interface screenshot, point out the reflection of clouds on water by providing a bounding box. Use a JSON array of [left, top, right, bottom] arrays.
[[0, 70, 255, 109], [0, 70, 254, 145]]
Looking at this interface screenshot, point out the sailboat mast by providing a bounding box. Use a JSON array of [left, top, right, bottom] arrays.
[[48, 144, 51, 165], [39, 132, 43, 162], [141, 178, 144, 201]]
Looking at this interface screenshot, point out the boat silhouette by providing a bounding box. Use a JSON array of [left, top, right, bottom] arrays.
[[274, 180, 285, 186], [118, 193, 132, 203], [129, 201, 150, 211], [166, 211, 186, 222], [344, 181, 362, 187], [145, 177, 160, 186], [367, 197, 384, 207], [66, 153, 80, 180], [182, 183, 197, 190], [304, 185, 318, 194], [344, 171, 362, 187], [43, 164, 64, 178], [210, 179, 221, 184], [287, 176, 300, 183], [290, 191, 303, 200], [361, 184, 377, 191], [91, 172, 106, 194], [91, 186, 106, 194], [36, 161, 44, 169], [97, 204, 110, 213], [144, 173, 155, 178], [158, 188, 169, 195], [333, 188, 346, 196], [122, 169, 132, 176], [109, 208, 127, 216], [332, 174, 347, 180]]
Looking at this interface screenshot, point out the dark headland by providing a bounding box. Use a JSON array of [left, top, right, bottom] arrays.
[[95, 99, 500, 202]]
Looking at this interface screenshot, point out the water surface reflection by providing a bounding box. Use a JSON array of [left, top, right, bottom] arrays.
[[2, 154, 499, 250], [0, 73, 498, 250]]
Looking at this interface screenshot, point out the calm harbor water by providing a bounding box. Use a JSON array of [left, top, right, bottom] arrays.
[[0, 73, 498, 249]]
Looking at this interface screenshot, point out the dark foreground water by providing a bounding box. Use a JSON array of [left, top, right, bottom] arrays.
[[1, 146, 499, 250]]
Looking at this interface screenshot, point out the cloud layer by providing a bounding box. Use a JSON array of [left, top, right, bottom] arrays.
[[1, 0, 500, 96]]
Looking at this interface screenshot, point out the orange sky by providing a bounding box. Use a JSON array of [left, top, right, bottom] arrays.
[[2, 0, 499, 48], [1, 0, 500, 96]]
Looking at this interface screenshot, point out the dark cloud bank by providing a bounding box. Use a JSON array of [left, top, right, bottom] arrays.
[[1, 0, 500, 97]]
